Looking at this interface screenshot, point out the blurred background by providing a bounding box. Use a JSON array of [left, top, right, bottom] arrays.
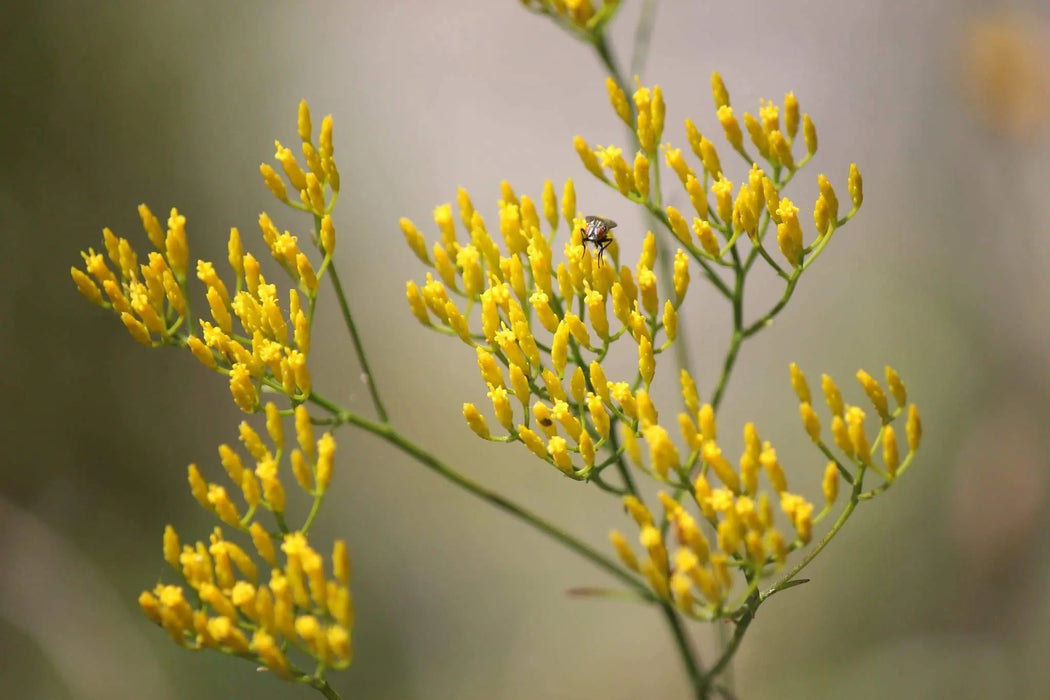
[[3, 1, 1049, 698]]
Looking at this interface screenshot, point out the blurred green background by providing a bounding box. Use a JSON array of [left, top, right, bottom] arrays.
[[3, 2, 1049, 698]]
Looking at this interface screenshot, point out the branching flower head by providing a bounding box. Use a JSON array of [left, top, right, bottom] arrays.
[[72, 101, 355, 691], [400, 71, 920, 616]]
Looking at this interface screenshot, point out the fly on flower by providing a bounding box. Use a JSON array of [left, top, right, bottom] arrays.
[[581, 215, 617, 267]]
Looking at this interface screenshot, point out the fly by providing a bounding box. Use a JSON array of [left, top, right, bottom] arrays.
[[581, 215, 617, 267]]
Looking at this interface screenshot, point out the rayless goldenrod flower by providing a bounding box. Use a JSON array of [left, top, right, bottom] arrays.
[[400, 70, 923, 628], [74, 103, 355, 693], [73, 20, 926, 692], [72, 101, 342, 411], [141, 402, 352, 680]]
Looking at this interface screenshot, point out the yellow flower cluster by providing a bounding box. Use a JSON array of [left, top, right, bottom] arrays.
[[402, 71, 922, 619], [139, 402, 352, 676], [578, 73, 863, 272], [72, 102, 354, 684], [71, 101, 339, 412], [609, 364, 921, 617], [403, 177, 688, 480]]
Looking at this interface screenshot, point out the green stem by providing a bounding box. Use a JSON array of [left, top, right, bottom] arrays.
[[705, 597, 755, 685], [326, 262, 390, 423], [763, 474, 863, 599], [710, 252, 745, 411], [308, 393, 651, 597], [659, 603, 706, 700], [629, 0, 659, 79], [307, 677, 341, 700]]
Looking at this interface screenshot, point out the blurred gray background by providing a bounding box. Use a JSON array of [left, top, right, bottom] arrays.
[[3, 1, 1049, 698]]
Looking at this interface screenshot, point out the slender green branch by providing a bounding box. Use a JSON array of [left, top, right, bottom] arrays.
[[741, 273, 800, 339], [659, 603, 706, 700], [763, 473, 864, 599], [325, 262, 390, 423], [307, 392, 651, 597], [630, 0, 659, 79], [306, 677, 341, 700], [704, 596, 755, 685], [709, 249, 745, 410]]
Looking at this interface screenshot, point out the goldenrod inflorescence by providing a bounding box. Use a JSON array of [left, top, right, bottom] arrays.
[[72, 101, 353, 688], [69, 5, 925, 694], [401, 72, 921, 618]]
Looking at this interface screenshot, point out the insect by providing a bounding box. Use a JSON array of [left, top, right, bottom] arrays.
[[580, 215, 617, 266]]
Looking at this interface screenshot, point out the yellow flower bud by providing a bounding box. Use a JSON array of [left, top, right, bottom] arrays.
[[717, 105, 744, 150], [759, 445, 787, 493], [71, 267, 104, 305], [621, 422, 642, 466], [291, 449, 312, 492], [587, 394, 610, 439], [856, 369, 890, 421], [136, 203, 165, 250], [518, 426, 547, 460], [711, 71, 730, 109], [638, 336, 655, 386], [684, 176, 709, 222], [573, 136, 604, 179], [789, 362, 811, 403], [637, 267, 659, 316], [260, 163, 288, 202], [883, 425, 900, 477], [609, 531, 639, 572], [665, 206, 691, 246], [816, 462, 839, 505], [405, 281, 430, 326], [651, 85, 666, 142], [585, 288, 609, 340], [775, 197, 803, 266], [817, 174, 840, 224], [846, 407, 871, 464], [742, 112, 769, 159], [814, 195, 832, 237], [316, 433, 335, 491], [567, 366, 586, 405], [699, 137, 723, 178], [461, 402, 489, 440], [784, 92, 800, 139], [803, 114, 817, 156], [636, 389, 658, 430], [533, 402, 557, 439], [579, 430, 595, 468], [885, 366, 907, 406], [606, 76, 632, 125], [664, 147, 694, 186], [768, 130, 794, 169], [633, 152, 650, 199], [547, 436, 573, 475], [679, 413, 702, 453], [541, 180, 558, 231], [662, 300, 678, 343], [799, 402, 821, 442], [831, 415, 854, 457], [249, 522, 276, 567], [698, 403, 716, 442], [561, 178, 577, 226], [229, 363, 257, 412], [702, 442, 739, 493], [848, 163, 863, 209], [690, 219, 718, 259], [712, 177, 733, 224], [821, 374, 844, 416]]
